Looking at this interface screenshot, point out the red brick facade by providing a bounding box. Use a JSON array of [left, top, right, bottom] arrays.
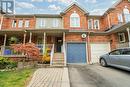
[[0, 0, 130, 63]]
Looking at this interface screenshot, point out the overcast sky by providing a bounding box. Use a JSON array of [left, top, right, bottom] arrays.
[[15, 0, 118, 15]]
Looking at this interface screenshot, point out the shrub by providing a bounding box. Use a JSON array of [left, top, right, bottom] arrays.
[[0, 57, 17, 69]]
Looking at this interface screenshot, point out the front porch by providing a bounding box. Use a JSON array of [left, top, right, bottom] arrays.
[[108, 22, 130, 49], [115, 28, 130, 48], [0, 30, 67, 66]]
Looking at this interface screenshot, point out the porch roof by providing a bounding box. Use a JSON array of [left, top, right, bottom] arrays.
[[0, 29, 69, 35], [106, 22, 130, 34]]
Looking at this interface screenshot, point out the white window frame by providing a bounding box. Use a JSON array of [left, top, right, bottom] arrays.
[[118, 33, 126, 43], [70, 11, 80, 27], [123, 6, 130, 22], [24, 20, 30, 28], [12, 20, 17, 28], [88, 19, 93, 29], [37, 18, 46, 28], [94, 19, 100, 29], [117, 13, 123, 23], [18, 20, 23, 28], [53, 19, 59, 27]]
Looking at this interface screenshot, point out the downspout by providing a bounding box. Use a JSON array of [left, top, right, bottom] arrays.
[[87, 32, 91, 64]]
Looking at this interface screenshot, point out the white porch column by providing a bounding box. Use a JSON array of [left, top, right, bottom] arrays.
[[29, 32, 32, 43], [43, 32, 46, 54], [127, 28, 130, 47], [23, 33, 26, 44], [2, 34, 7, 55], [63, 32, 66, 66]]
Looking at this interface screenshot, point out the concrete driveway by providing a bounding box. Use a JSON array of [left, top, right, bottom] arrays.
[[68, 64, 130, 87]]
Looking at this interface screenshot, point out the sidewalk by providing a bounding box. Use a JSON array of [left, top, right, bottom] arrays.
[[27, 68, 70, 87]]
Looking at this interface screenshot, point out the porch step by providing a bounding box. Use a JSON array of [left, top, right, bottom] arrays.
[[52, 53, 65, 67], [53, 53, 64, 59]]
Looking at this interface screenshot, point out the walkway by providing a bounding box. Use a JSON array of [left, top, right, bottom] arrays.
[[27, 68, 70, 87]]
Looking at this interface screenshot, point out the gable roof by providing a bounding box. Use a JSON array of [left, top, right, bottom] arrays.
[[104, 0, 122, 15], [60, 2, 89, 15]]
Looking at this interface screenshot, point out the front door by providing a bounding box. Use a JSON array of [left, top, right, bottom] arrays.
[[56, 37, 62, 52]]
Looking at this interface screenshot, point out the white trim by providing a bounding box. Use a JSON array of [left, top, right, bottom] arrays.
[[118, 33, 126, 43], [12, 19, 17, 28], [66, 42, 87, 64], [52, 18, 59, 27], [61, 2, 89, 14], [88, 19, 93, 29], [70, 11, 80, 27], [24, 20, 30, 28], [117, 13, 123, 23], [18, 20, 23, 28], [94, 19, 100, 29], [127, 28, 130, 47]]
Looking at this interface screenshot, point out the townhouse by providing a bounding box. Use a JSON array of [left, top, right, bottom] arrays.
[[0, 0, 130, 66]]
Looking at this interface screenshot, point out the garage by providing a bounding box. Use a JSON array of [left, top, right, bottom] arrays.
[[90, 43, 110, 63], [67, 43, 87, 63]]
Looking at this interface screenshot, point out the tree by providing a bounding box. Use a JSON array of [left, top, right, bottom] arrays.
[[11, 43, 40, 61]]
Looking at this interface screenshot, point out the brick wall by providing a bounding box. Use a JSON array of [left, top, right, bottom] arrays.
[[103, 0, 130, 30], [65, 33, 86, 42], [2, 16, 35, 29], [90, 35, 110, 43], [62, 5, 88, 29]]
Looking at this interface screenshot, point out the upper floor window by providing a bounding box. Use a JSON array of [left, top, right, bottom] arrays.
[[25, 20, 30, 28], [70, 11, 80, 27], [53, 19, 59, 27], [118, 13, 123, 23], [18, 20, 23, 28], [123, 6, 130, 22], [94, 20, 100, 29], [12, 20, 17, 28], [123, 6, 129, 14], [88, 19, 93, 29], [37, 18, 46, 28]]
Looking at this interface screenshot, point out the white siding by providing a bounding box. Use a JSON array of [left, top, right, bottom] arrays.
[[36, 18, 62, 29]]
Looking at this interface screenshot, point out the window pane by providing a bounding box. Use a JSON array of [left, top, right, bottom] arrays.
[[12, 20, 17, 28], [37, 19, 45, 28], [18, 20, 23, 28], [118, 14, 123, 23], [53, 19, 59, 27], [25, 20, 30, 27], [94, 20, 99, 29], [122, 49, 130, 55], [88, 19, 93, 29], [110, 50, 121, 55], [118, 33, 125, 42], [70, 13, 80, 27]]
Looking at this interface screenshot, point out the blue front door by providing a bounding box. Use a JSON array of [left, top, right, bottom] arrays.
[[67, 43, 87, 63]]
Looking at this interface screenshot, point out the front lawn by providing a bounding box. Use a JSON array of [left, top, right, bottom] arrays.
[[0, 68, 35, 87]]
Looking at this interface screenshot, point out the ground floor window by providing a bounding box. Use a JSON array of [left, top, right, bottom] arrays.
[[118, 33, 126, 43]]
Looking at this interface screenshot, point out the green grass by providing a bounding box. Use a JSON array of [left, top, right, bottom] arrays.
[[0, 68, 35, 87]]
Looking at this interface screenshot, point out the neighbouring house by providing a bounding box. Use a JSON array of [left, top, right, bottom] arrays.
[[0, 0, 130, 66]]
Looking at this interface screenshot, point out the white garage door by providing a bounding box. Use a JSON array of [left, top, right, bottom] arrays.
[[91, 43, 110, 63]]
